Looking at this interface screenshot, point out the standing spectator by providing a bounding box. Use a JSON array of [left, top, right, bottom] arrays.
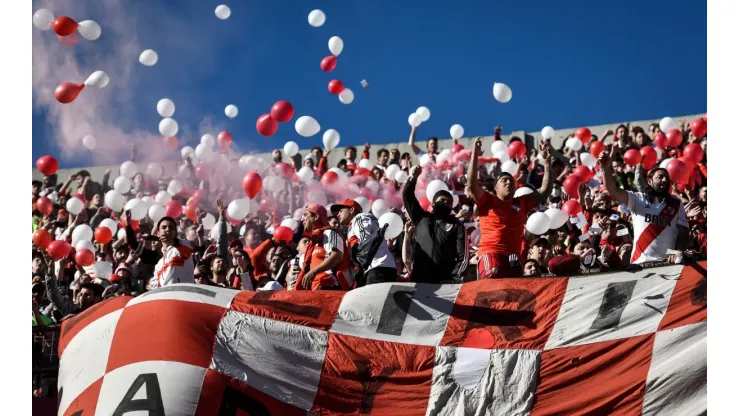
[[402, 166, 468, 283], [296, 204, 352, 290], [345, 146, 357, 164], [151, 216, 195, 288], [376, 149, 390, 169], [467, 137, 554, 278]]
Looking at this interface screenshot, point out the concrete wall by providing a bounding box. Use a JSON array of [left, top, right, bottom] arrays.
[[33, 114, 703, 183]]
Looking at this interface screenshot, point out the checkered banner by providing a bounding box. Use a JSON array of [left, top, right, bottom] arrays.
[[57, 262, 706, 415]]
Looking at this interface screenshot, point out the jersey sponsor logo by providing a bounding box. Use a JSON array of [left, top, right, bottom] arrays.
[[644, 214, 672, 226], [444, 224, 454, 232]]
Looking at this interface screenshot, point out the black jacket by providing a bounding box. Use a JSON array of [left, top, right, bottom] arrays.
[[403, 178, 469, 283]]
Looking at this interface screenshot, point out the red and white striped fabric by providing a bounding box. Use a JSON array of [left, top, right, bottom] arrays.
[[57, 262, 707, 416]]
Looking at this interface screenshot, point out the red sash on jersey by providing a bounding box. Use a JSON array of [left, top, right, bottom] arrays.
[[631, 197, 681, 263]]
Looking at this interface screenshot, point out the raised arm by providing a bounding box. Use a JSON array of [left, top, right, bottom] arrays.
[[451, 223, 469, 283], [466, 137, 485, 201], [408, 125, 422, 156], [44, 257, 75, 317], [402, 166, 426, 224], [214, 200, 229, 261], [535, 141, 554, 205], [598, 146, 630, 206]]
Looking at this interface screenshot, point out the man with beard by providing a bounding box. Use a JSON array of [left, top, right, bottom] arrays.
[[209, 255, 229, 287], [467, 137, 554, 278], [403, 166, 468, 283], [599, 147, 689, 264]]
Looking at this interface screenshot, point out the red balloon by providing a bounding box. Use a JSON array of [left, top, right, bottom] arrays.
[[574, 165, 594, 182], [94, 227, 112, 244], [51, 16, 79, 36], [165, 200, 183, 218], [575, 127, 592, 144], [666, 159, 690, 185], [270, 100, 294, 123], [184, 204, 198, 222], [260, 196, 278, 213], [256, 114, 278, 136], [562, 200, 583, 216], [47, 240, 72, 261], [57, 32, 79, 47], [665, 128, 683, 148], [195, 162, 211, 181], [328, 80, 345, 95], [192, 189, 204, 201], [75, 248, 95, 267], [508, 141, 526, 158], [225, 212, 243, 227], [321, 171, 339, 186], [55, 82, 85, 104], [36, 196, 53, 216], [354, 167, 370, 179], [562, 175, 581, 199], [33, 229, 52, 249], [217, 131, 233, 151], [36, 155, 59, 176], [623, 149, 641, 166], [451, 144, 465, 154], [683, 143, 704, 164], [589, 141, 606, 157], [653, 132, 668, 150], [320, 55, 337, 72], [163, 136, 179, 150], [242, 172, 263, 199], [690, 118, 707, 139], [273, 226, 294, 244], [640, 146, 658, 170]]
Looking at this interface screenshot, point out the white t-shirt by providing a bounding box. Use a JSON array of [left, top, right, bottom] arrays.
[[627, 191, 688, 264], [348, 213, 397, 271]]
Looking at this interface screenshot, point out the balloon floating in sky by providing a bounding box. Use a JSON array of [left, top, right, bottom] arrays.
[[416, 106, 431, 122], [328, 79, 344, 95], [320, 55, 337, 72], [77, 20, 101, 41], [450, 124, 464, 140], [215, 5, 231, 20], [139, 49, 158, 66], [33, 9, 55, 31], [338, 88, 354, 104], [493, 82, 512, 103], [308, 9, 326, 27], [82, 134, 96, 150], [159, 118, 179, 137], [256, 114, 278, 136], [36, 155, 59, 176], [51, 16, 78, 36], [54, 70, 109, 103], [157, 98, 175, 118], [270, 100, 294, 123], [42, 14, 102, 41], [328, 36, 344, 56], [295, 116, 321, 137], [225, 104, 238, 118]]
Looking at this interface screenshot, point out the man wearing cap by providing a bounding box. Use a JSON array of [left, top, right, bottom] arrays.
[[403, 166, 468, 283], [467, 136, 554, 278], [296, 204, 352, 290], [331, 199, 397, 285], [151, 215, 195, 288]]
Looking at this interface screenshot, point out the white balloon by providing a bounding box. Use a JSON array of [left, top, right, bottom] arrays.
[[501, 160, 518, 175], [201, 213, 216, 230], [408, 113, 422, 128], [154, 190, 171, 205], [437, 149, 451, 163], [565, 137, 583, 151], [77, 20, 102, 41], [493, 82, 513, 103], [168, 179, 183, 195], [100, 218, 118, 234], [159, 118, 178, 137], [113, 176, 132, 194], [224, 104, 238, 119], [541, 126, 555, 140], [120, 161, 137, 179], [145, 163, 164, 179], [104, 191, 123, 212], [450, 124, 464, 140], [297, 166, 314, 183], [419, 153, 431, 166], [659, 117, 679, 133], [322, 129, 340, 151], [358, 158, 374, 170], [416, 106, 431, 122], [378, 212, 403, 239], [328, 36, 344, 56], [228, 198, 251, 220], [395, 170, 409, 184], [215, 4, 231, 19], [353, 197, 371, 214], [426, 179, 449, 202], [371, 199, 390, 218], [139, 49, 159, 66], [338, 88, 354, 104], [76, 240, 94, 252], [295, 116, 320, 137], [210, 221, 232, 240], [365, 180, 379, 193], [200, 134, 215, 148], [580, 153, 598, 168], [491, 140, 507, 154], [283, 141, 299, 157], [281, 218, 299, 231], [157, 99, 175, 118], [66, 197, 84, 215], [526, 212, 550, 235], [72, 225, 93, 246], [660, 158, 674, 169], [141, 196, 154, 207], [180, 146, 195, 160], [308, 9, 326, 27], [385, 164, 400, 180], [514, 187, 534, 198], [82, 134, 96, 150], [493, 150, 510, 163], [125, 198, 148, 221], [32, 9, 54, 31], [116, 229, 127, 241], [545, 207, 569, 229], [195, 143, 213, 161], [148, 204, 166, 223], [84, 70, 109, 88]]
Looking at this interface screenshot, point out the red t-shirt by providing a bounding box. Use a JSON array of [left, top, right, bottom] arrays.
[[475, 191, 537, 256]]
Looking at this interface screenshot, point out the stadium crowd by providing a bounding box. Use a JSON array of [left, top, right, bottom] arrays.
[[31, 118, 708, 329]]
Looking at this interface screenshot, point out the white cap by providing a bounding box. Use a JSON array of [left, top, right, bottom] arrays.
[[257, 280, 284, 291]]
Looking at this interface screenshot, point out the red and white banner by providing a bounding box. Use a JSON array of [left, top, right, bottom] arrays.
[[57, 262, 707, 415]]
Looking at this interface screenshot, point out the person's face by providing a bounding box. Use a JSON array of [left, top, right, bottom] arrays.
[[378, 152, 389, 165], [133, 174, 144, 187], [272, 150, 282, 162], [635, 132, 648, 146], [233, 251, 249, 270], [371, 168, 383, 181], [114, 249, 128, 263], [212, 258, 226, 274], [699, 187, 707, 202], [336, 207, 353, 225], [297, 238, 309, 255], [305, 159, 315, 169], [302, 210, 317, 231], [494, 176, 515, 199], [269, 249, 287, 274], [390, 150, 400, 161], [186, 227, 198, 243], [648, 170, 670, 193], [32, 183, 40, 196], [312, 148, 323, 159], [43, 175, 56, 189], [528, 244, 548, 265], [593, 194, 610, 210], [328, 216, 340, 229], [612, 161, 623, 173], [117, 269, 132, 280], [616, 127, 628, 140], [32, 258, 45, 275], [523, 261, 540, 277], [245, 228, 261, 248], [158, 220, 177, 243], [434, 195, 453, 209], [78, 288, 96, 309], [90, 194, 102, 207], [345, 148, 356, 160], [427, 139, 438, 153], [650, 125, 660, 138], [556, 230, 567, 243], [573, 241, 592, 257]]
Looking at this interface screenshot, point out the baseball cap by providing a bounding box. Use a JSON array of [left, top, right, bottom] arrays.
[[305, 204, 329, 227], [257, 280, 284, 291], [330, 199, 362, 214]]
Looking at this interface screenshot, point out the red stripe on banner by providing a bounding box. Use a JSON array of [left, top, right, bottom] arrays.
[[59, 296, 132, 357], [61, 377, 104, 416], [531, 334, 655, 416], [105, 299, 226, 373], [229, 290, 344, 331], [631, 198, 681, 263], [440, 277, 568, 350], [659, 262, 707, 331]]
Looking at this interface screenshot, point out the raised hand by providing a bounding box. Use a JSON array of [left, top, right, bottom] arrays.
[[410, 165, 422, 180], [473, 136, 483, 157], [216, 199, 225, 219]]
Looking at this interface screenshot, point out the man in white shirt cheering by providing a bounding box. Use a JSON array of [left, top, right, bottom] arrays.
[[599, 147, 689, 264]]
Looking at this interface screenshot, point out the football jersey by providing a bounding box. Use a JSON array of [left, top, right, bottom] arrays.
[[627, 191, 688, 264], [347, 213, 397, 271], [475, 191, 537, 256]]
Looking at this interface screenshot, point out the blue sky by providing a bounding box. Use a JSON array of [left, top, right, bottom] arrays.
[[32, 0, 707, 168]]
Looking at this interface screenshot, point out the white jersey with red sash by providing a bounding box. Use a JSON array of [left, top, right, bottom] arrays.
[[152, 240, 195, 288], [627, 191, 687, 264]]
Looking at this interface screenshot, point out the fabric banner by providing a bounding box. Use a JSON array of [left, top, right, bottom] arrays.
[[57, 262, 707, 416]]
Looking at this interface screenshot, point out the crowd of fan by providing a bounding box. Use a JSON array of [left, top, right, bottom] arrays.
[[31, 119, 708, 328]]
